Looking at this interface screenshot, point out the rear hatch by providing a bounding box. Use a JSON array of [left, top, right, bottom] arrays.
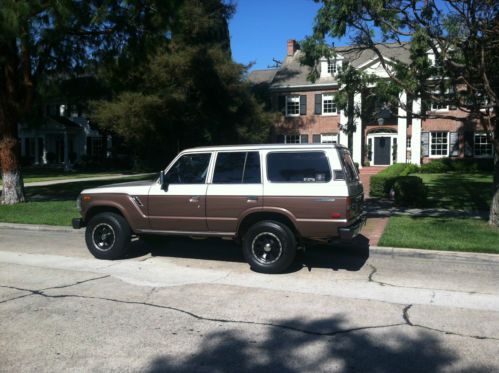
[[337, 148, 364, 218]]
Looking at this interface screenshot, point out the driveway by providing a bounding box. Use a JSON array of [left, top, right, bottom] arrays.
[[0, 227, 498, 372]]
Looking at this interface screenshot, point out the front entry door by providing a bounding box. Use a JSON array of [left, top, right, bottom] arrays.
[[374, 137, 391, 165]]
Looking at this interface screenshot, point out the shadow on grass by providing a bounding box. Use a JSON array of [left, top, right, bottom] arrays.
[[126, 234, 370, 274], [143, 315, 491, 372], [421, 173, 493, 211]]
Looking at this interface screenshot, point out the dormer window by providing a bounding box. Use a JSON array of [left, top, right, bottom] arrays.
[[327, 60, 337, 75]]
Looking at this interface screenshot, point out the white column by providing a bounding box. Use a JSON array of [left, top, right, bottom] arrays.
[[42, 136, 47, 164], [397, 91, 407, 163], [339, 109, 349, 147], [34, 136, 40, 164], [64, 131, 70, 171], [352, 92, 363, 167], [411, 98, 422, 165]]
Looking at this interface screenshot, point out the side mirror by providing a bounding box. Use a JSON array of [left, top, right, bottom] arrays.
[[159, 170, 168, 191]]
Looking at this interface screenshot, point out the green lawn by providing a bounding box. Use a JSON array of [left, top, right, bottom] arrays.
[[0, 174, 156, 226], [414, 172, 493, 211], [0, 167, 146, 185], [378, 171, 498, 253], [379, 216, 499, 254]]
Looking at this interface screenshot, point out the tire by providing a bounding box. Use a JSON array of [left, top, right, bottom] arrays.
[[242, 220, 297, 274], [85, 212, 131, 260]]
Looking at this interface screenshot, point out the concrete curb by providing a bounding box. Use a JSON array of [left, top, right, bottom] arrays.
[[0, 222, 79, 233], [371, 245, 499, 260]]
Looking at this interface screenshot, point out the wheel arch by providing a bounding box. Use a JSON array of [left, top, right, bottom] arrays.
[[237, 209, 300, 239]]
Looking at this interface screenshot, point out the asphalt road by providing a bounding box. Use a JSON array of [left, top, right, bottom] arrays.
[[0, 226, 498, 372]]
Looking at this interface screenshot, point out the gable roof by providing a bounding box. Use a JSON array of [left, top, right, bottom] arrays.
[[258, 42, 412, 90]]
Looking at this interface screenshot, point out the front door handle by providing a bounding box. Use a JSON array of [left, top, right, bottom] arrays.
[[247, 196, 258, 203], [189, 196, 200, 203]]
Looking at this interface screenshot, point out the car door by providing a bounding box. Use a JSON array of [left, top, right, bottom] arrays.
[[148, 152, 212, 232], [206, 151, 263, 233]]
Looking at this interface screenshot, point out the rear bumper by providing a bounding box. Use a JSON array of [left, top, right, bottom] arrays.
[[338, 213, 366, 241], [72, 218, 86, 229]]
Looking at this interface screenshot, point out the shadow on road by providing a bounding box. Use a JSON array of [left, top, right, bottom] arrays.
[[143, 315, 491, 372], [126, 234, 370, 273]]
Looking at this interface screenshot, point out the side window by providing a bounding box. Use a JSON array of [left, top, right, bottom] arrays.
[[213, 151, 262, 184], [213, 152, 245, 184], [243, 152, 261, 183], [267, 151, 331, 183], [166, 153, 211, 184]]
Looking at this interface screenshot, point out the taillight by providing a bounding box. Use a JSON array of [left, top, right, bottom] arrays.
[[346, 197, 352, 219]]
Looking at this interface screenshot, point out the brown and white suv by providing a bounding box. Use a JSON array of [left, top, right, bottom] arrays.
[[73, 144, 365, 273]]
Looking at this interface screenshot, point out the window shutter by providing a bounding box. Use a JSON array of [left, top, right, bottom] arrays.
[[421, 132, 430, 157], [314, 94, 322, 115], [299, 95, 307, 115], [449, 132, 459, 156], [312, 134, 321, 143], [278, 96, 286, 114], [464, 131, 474, 157], [300, 134, 309, 144]]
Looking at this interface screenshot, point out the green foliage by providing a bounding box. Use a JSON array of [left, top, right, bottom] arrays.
[[91, 0, 273, 168], [419, 159, 494, 174], [370, 163, 417, 197], [392, 176, 427, 207]]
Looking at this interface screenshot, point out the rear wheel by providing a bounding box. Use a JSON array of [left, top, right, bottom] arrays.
[[242, 220, 297, 274], [85, 212, 131, 260]]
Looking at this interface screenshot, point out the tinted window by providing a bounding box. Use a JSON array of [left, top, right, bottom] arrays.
[[213, 152, 245, 183], [166, 153, 211, 184], [243, 152, 261, 183], [267, 152, 331, 182], [213, 152, 261, 184], [338, 148, 359, 181]]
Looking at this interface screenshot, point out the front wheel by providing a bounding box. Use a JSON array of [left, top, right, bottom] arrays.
[[242, 221, 297, 274], [85, 212, 131, 260]]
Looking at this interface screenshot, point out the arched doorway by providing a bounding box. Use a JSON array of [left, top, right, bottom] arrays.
[[367, 128, 397, 166]]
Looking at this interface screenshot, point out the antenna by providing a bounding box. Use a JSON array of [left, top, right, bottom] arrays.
[[267, 58, 282, 69]]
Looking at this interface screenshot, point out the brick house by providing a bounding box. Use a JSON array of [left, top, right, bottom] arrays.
[[249, 40, 494, 167]]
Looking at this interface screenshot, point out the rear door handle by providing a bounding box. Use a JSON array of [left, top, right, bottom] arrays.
[[247, 196, 258, 203], [189, 196, 200, 203]]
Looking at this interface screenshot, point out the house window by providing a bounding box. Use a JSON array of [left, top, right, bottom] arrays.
[[286, 96, 300, 117], [431, 102, 449, 111], [284, 135, 301, 144], [89, 137, 104, 157], [430, 132, 449, 157], [406, 137, 412, 149], [321, 134, 338, 143], [474, 133, 493, 158], [322, 94, 337, 115], [327, 60, 336, 75]]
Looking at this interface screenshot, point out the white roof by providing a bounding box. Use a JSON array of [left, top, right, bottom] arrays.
[[180, 143, 346, 153]]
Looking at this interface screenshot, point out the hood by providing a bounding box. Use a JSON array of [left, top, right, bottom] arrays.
[[82, 179, 155, 194]]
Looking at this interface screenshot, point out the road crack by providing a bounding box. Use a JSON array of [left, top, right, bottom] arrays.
[[402, 304, 498, 341]]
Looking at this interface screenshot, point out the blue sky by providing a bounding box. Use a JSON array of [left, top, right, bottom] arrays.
[[229, 0, 340, 71]]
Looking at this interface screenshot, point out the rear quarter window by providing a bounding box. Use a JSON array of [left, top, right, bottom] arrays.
[[267, 151, 331, 183]]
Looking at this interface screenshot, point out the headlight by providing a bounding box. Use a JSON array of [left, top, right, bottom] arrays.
[[76, 195, 82, 211]]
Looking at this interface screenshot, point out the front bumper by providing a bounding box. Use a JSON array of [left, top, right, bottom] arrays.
[[338, 213, 366, 241], [72, 218, 86, 229]]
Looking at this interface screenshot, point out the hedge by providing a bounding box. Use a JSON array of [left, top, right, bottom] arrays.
[[370, 163, 414, 197], [393, 176, 427, 206], [420, 158, 494, 173]]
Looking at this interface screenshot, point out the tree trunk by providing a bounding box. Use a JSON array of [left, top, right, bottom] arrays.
[[0, 136, 25, 204], [489, 110, 499, 227]]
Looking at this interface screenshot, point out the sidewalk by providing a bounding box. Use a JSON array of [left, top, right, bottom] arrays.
[[359, 166, 388, 245], [23, 173, 155, 187]]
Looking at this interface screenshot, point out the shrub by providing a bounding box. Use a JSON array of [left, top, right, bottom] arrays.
[[400, 163, 420, 176], [393, 176, 427, 207], [420, 159, 451, 173], [370, 163, 414, 197]]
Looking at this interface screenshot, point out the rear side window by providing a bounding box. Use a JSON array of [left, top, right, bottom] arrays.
[[213, 152, 261, 184], [267, 151, 331, 183], [338, 148, 359, 181]]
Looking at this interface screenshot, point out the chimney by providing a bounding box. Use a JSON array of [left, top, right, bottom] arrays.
[[287, 39, 299, 56]]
